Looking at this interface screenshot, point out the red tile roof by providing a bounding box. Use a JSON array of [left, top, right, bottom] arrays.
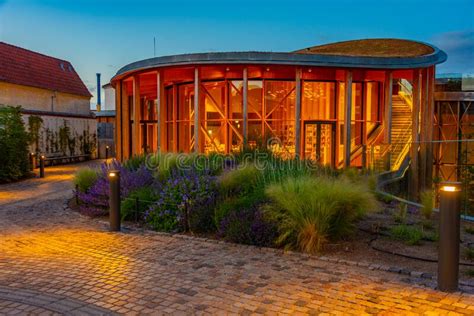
[[0, 42, 92, 98]]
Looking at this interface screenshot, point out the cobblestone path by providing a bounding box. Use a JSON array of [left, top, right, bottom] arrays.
[[0, 161, 473, 315]]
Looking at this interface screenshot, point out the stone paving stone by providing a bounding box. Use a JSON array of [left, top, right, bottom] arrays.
[[0, 161, 473, 315]]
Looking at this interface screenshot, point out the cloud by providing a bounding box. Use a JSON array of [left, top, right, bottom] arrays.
[[432, 30, 474, 74]]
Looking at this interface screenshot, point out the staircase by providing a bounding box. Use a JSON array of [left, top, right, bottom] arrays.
[[390, 95, 412, 170]]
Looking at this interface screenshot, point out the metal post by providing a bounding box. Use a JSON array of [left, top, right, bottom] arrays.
[[29, 152, 35, 170], [108, 170, 121, 231], [105, 145, 109, 160], [438, 181, 462, 292], [39, 155, 45, 178]]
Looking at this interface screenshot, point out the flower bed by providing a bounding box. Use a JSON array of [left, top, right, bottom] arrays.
[[73, 151, 377, 253]]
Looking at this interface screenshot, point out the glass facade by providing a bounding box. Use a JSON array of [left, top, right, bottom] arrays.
[[122, 68, 389, 168]]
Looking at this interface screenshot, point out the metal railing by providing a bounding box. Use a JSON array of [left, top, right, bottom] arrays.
[[389, 79, 413, 172], [398, 79, 413, 109]]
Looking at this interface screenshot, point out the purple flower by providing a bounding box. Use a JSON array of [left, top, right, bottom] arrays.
[[77, 160, 153, 216]]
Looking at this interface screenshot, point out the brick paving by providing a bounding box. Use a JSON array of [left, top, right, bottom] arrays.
[[0, 161, 473, 315]]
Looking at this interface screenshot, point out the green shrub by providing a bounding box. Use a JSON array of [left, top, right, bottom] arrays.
[[73, 168, 99, 193], [214, 191, 266, 228], [146, 152, 181, 179], [367, 173, 378, 191], [465, 226, 474, 235], [123, 154, 147, 171], [394, 203, 407, 224], [121, 186, 158, 221], [218, 207, 278, 247], [145, 168, 217, 233], [422, 230, 438, 242], [265, 175, 377, 253], [420, 190, 434, 220], [0, 106, 31, 182], [465, 247, 474, 260], [256, 158, 318, 187], [341, 167, 361, 182], [421, 219, 434, 230], [390, 225, 423, 245], [218, 164, 261, 195]]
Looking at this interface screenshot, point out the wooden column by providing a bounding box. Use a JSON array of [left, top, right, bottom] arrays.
[[172, 85, 178, 152], [114, 81, 122, 160], [361, 83, 368, 169], [132, 76, 142, 155], [156, 71, 162, 152], [425, 66, 435, 189], [419, 68, 429, 190], [344, 70, 353, 168], [242, 67, 248, 146], [194, 67, 200, 153], [121, 80, 131, 160], [295, 68, 302, 158], [384, 71, 393, 170], [409, 69, 421, 198]]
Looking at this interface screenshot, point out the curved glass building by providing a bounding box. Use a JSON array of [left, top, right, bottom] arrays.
[[111, 38, 446, 176]]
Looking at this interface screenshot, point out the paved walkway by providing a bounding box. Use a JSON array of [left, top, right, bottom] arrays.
[[0, 161, 473, 315]]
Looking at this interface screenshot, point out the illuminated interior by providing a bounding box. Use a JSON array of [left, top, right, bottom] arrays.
[[113, 63, 432, 170]]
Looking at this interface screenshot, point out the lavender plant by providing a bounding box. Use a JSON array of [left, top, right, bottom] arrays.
[[145, 168, 217, 233], [77, 160, 153, 217]]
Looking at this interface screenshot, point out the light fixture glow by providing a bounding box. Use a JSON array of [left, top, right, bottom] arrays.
[[441, 185, 458, 192], [109, 172, 116, 177]]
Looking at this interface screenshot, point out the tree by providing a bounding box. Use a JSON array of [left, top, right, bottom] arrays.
[[0, 106, 31, 182]]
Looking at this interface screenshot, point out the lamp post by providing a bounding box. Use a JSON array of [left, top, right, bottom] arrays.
[[108, 170, 121, 231], [105, 145, 110, 161], [39, 155, 45, 178], [438, 181, 462, 292]]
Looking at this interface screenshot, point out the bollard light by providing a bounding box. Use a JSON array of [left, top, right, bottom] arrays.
[[108, 170, 121, 231], [105, 145, 110, 160], [438, 181, 462, 292], [29, 152, 36, 170], [39, 155, 45, 178]]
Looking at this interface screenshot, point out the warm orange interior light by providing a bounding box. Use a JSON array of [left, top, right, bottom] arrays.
[[441, 185, 458, 192], [109, 172, 116, 177]]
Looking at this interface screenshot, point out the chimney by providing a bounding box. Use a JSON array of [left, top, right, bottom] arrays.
[[96, 73, 101, 112]]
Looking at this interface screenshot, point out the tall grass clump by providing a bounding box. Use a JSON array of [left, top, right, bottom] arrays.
[[73, 167, 99, 193], [390, 225, 423, 245], [420, 190, 434, 220], [218, 164, 261, 195], [265, 175, 377, 253], [123, 154, 148, 171]]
